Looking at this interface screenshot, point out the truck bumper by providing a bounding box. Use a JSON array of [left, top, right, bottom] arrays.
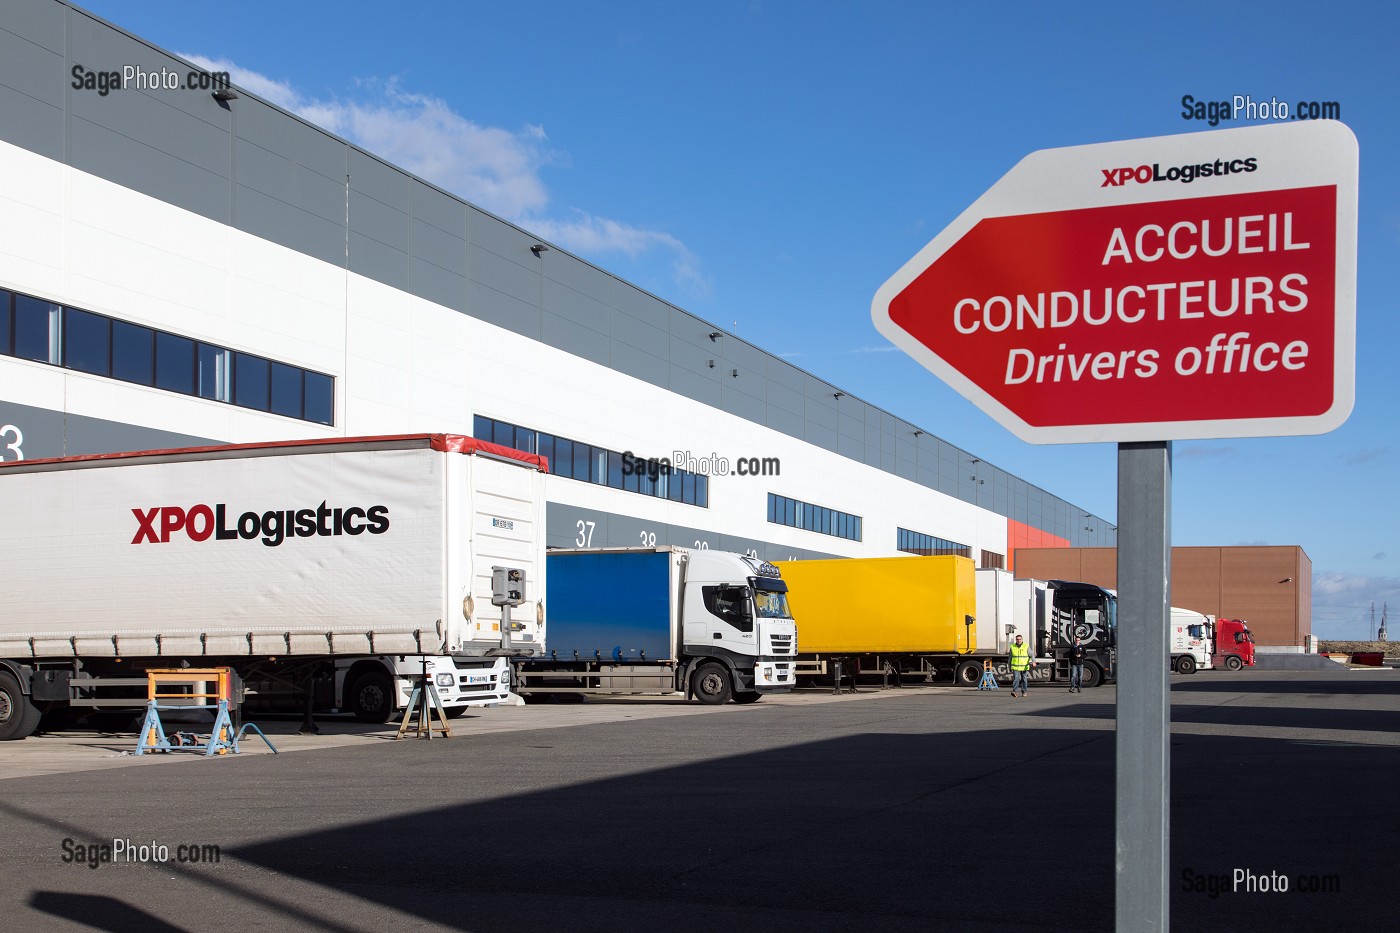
[[385, 655, 512, 709], [752, 659, 795, 693]]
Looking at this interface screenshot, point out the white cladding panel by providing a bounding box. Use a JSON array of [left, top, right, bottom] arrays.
[[0, 138, 1011, 563], [0, 447, 451, 658]]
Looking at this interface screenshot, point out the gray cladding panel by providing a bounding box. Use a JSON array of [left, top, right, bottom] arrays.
[[410, 180, 467, 239], [669, 365, 721, 408], [407, 257, 466, 313], [765, 356, 807, 393], [10, 0, 64, 54], [720, 386, 764, 423], [543, 278, 610, 336], [348, 231, 407, 290], [804, 423, 837, 451], [234, 99, 346, 182], [669, 334, 720, 378], [610, 342, 670, 387], [468, 280, 541, 339], [350, 190, 408, 251], [349, 149, 408, 210], [838, 433, 865, 461], [763, 405, 803, 438], [545, 254, 613, 307], [610, 309, 668, 358], [805, 397, 837, 430], [672, 313, 723, 352], [235, 184, 346, 268], [766, 380, 803, 417], [839, 409, 865, 441], [541, 310, 610, 367], [611, 281, 671, 330], [69, 79, 231, 181], [71, 117, 229, 223], [468, 242, 540, 305], [410, 218, 465, 276], [0, 396, 215, 460], [235, 139, 345, 224], [723, 339, 768, 374], [0, 84, 62, 159], [69, 24, 228, 136], [1, 22, 63, 107]]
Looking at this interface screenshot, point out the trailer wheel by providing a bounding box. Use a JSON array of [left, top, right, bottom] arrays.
[[348, 671, 395, 723], [692, 664, 733, 705], [1176, 655, 1197, 675], [1081, 662, 1103, 689], [1223, 655, 1243, 672], [732, 691, 762, 704], [0, 672, 42, 741], [955, 660, 984, 687]]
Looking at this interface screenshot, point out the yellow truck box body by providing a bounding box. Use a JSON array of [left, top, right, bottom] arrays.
[[775, 555, 976, 654]]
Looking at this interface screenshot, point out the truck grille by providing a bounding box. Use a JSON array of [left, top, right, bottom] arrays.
[[769, 634, 795, 654]]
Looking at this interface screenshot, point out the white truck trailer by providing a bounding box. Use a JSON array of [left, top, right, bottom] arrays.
[[0, 434, 547, 739], [1169, 606, 1215, 673]]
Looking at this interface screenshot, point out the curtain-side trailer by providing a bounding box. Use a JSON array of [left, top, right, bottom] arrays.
[[0, 434, 546, 740]]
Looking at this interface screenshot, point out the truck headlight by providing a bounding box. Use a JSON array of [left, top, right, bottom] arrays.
[[500, 667, 510, 687], [436, 673, 455, 687]]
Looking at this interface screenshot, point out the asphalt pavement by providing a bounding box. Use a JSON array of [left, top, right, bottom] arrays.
[[0, 669, 1394, 932]]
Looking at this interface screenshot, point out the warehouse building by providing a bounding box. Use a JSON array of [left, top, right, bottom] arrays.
[[1015, 546, 1313, 647], [0, 0, 1116, 568]]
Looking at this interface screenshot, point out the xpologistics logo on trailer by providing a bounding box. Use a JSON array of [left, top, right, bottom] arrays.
[[61, 838, 221, 870]]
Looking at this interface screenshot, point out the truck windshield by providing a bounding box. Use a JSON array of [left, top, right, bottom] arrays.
[[753, 589, 793, 619]]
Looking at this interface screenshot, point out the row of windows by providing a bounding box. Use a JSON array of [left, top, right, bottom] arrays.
[[768, 493, 863, 542], [980, 551, 1006, 570], [897, 527, 971, 558], [0, 289, 334, 425], [475, 415, 710, 508]]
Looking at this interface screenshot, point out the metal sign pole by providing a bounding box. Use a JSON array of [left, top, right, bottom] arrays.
[[1116, 441, 1172, 932]]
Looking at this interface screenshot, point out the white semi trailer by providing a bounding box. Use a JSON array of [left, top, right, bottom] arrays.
[[0, 433, 547, 740]]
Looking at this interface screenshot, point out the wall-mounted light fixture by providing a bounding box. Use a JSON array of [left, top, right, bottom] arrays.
[[833, 392, 845, 400], [708, 360, 715, 369], [709, 331, 721, 341], [530, 244, 549, 256], [731, 369, 739, 378], [1279, 577, 1293, 584], [212, 88, 239, 102]]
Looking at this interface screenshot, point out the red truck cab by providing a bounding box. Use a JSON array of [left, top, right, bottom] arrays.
[[1214, 619, 1255, 670]]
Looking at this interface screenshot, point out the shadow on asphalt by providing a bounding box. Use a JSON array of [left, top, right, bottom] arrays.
[[218, 721, 1392, 933]]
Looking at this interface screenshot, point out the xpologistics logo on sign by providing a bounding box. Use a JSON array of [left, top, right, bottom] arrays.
[[71, 63, 232, 97], [1101, 157, 1258, 187], [130, 502, 390, 547]]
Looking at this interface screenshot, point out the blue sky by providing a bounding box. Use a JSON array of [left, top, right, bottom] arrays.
[[77, 0, 1399, 639]]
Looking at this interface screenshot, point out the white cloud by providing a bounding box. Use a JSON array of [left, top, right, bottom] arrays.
[[180, 54, 706, 296]]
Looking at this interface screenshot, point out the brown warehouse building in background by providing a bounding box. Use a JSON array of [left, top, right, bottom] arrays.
[[1013, 546, 1312, 648]]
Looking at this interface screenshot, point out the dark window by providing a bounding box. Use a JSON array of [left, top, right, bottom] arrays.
[[702, 584, 753, 633], [514, 428, 536, 455], [572, 443, 591, 482], [0, 290, 10, 355], [234, 352, 270, 410], [623, 452, 639, 492], [473, 414, 492, 440], [112, 321, 154, 385], [695, 474, 708, 508], [304, 371, 334, 425], [270, 362, 303, 418], [14, 295, 55, 363], [64, 308, 110, 376], [553, 438, 573, 478], [538, 434, 556, 472], [590, 447, 603, 484], [155, 332, 195, 394]]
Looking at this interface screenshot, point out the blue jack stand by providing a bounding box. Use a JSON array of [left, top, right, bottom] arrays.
[[135, 700, 278, 756]]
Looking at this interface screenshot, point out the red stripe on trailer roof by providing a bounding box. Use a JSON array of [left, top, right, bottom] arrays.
[[0, 433, 549, 472]]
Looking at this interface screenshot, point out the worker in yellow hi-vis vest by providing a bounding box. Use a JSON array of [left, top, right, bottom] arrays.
[[1009, 634, 1032, 697]]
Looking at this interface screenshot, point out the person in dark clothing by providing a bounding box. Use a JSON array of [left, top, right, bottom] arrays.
[[1068, 636, 1086, 692]]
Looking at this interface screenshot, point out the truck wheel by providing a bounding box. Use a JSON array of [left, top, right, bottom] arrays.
[[692, 663, 733, 705], [348, 671, 395, 723], [1081, 662, 1103, 689], [1224, 655, 1243, 672], [732, 691, 762, 704], [1177, 655, 1197, 675], [955, 660, 984, 687], [0, 672, 42, 741]]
